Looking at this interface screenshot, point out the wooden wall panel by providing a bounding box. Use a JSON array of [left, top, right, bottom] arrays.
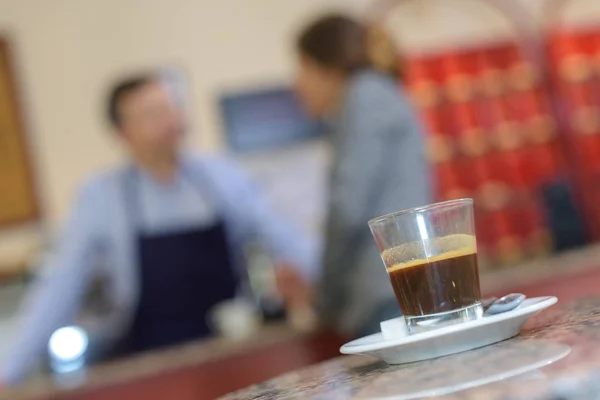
[[0, 38, 39, 227]]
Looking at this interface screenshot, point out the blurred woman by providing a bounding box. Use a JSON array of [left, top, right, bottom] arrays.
[[295, 15, 433, 337]]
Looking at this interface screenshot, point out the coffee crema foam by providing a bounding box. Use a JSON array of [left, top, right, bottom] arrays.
[[382, 234, 477, 273]]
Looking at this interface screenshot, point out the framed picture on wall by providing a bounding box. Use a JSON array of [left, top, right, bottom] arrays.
[[0, 37, 40, 227]]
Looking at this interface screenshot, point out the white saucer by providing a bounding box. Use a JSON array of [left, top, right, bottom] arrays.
[[340, 296, 557, 364]]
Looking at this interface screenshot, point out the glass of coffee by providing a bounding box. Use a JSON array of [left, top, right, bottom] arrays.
[[368, 199, 482, 334]]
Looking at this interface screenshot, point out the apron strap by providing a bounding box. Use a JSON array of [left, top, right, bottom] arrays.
[[121, 160, 224, 232]]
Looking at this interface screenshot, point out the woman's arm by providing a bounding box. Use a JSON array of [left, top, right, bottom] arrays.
[[319, 85, 432, 326], [320, 101, 391, 321]]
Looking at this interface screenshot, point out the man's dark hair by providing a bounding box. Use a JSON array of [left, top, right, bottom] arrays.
[[106, 74, 158, 127]]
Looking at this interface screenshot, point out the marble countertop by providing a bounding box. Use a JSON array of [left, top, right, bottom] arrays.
[[220, 244, 600, 400], [221, 297, 600, 399]]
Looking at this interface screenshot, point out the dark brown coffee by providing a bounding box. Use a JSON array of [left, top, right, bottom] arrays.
[[387, 248, 481, 316]]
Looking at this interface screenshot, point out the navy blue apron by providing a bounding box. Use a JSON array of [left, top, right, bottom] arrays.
[[122, 167, 238, 353]]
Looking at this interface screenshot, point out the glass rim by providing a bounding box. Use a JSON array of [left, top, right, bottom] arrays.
[[368, 198, 474, 227]]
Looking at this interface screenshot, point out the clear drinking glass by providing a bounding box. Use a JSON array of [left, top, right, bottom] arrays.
[[368, 199, 482, 334]]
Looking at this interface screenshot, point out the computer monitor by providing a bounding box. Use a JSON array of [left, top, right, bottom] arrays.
[[219, 86, 322, 152]]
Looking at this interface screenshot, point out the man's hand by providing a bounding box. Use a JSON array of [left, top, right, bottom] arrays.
[[275, 264, 318, 332], [275, 264, 312, 308]]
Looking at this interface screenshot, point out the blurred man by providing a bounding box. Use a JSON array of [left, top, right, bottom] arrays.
[[1, 73, 313, 385]]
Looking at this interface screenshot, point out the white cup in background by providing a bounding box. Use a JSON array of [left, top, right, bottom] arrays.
[[208, 299, 261, 340]]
